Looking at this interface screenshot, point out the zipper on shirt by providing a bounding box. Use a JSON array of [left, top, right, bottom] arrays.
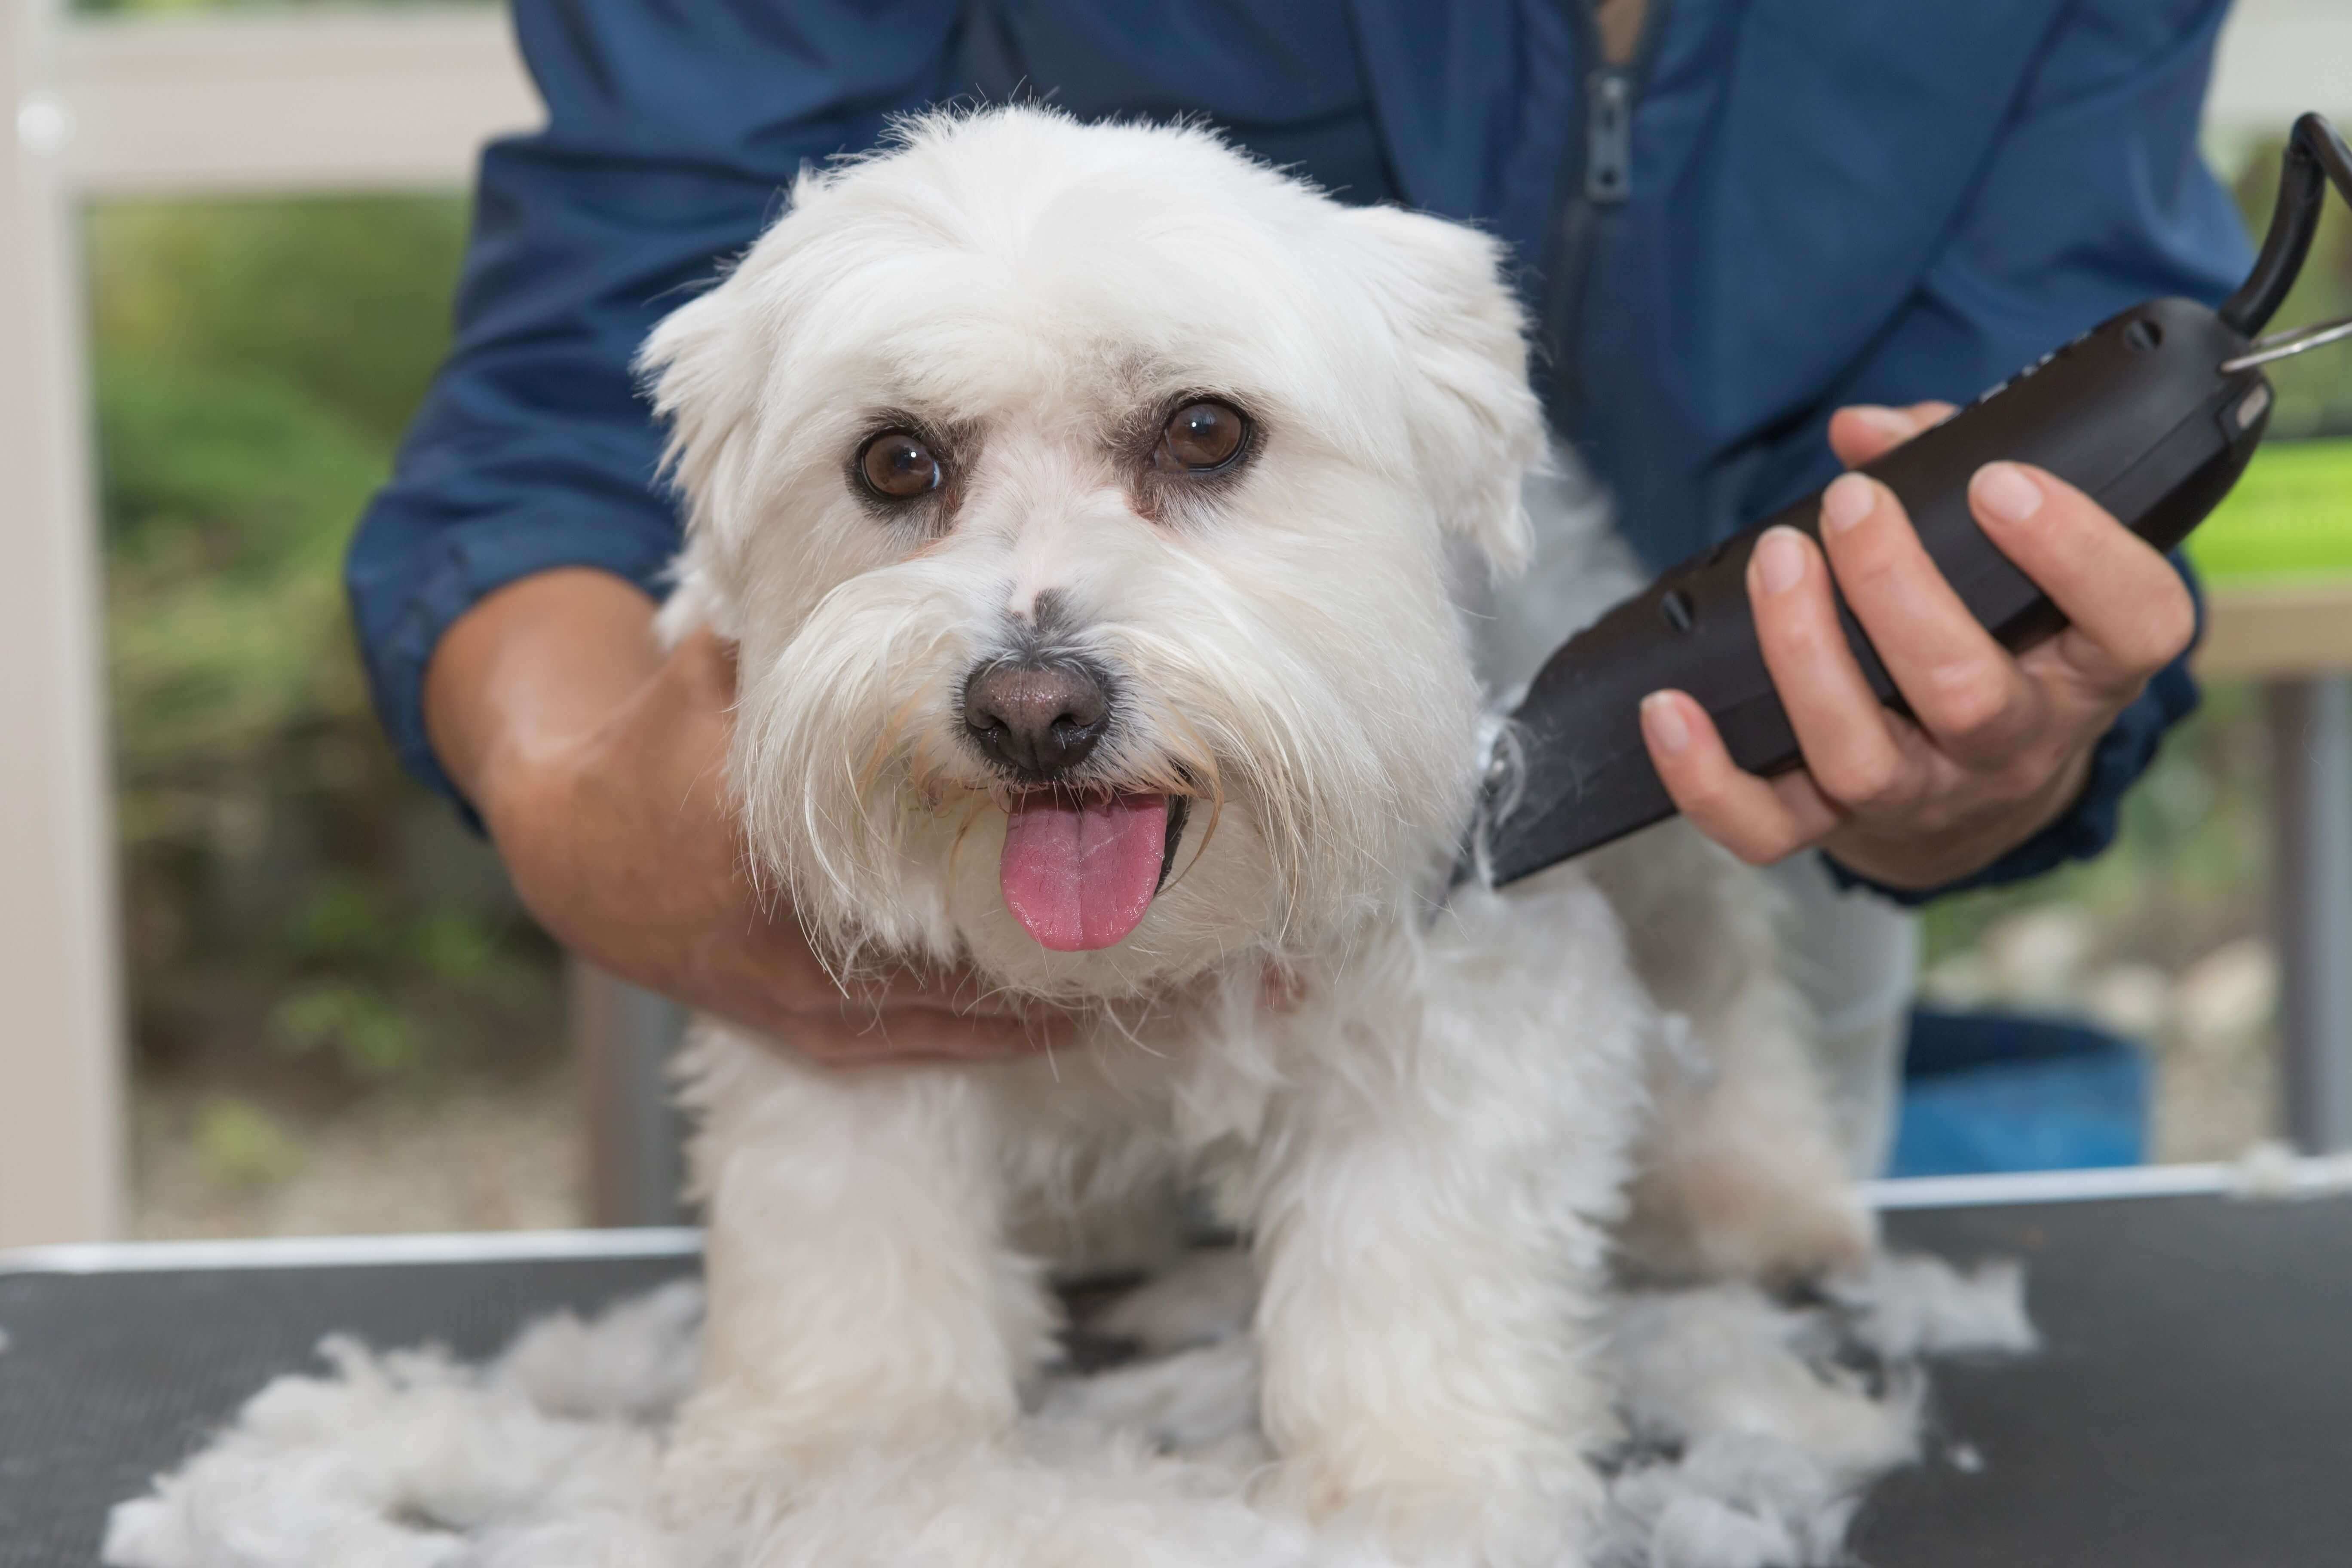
[[1542, 0, 1670, 436], [1585, 67, 1633, 205]]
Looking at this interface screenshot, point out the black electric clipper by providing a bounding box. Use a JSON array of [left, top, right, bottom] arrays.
[[1473, 112, 2352, 889]]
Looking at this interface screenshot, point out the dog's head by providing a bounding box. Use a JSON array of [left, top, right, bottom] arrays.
[[643, 107, 1544, 996]]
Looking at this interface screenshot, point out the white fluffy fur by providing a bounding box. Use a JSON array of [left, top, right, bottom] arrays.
[[102, 1255, 2037, 1568], [646, 109, 1538, 985], [67, 105, 1896, 1567], [619, 106, 1887, 1565]]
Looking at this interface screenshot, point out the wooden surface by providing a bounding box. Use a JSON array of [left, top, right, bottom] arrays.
[[2199, 580, 2352, 680]]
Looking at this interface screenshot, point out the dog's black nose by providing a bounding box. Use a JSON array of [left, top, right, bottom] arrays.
[[963, 658, 1111, 780]]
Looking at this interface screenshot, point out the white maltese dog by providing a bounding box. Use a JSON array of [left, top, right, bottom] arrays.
[[640, 107, 1872, 1565]]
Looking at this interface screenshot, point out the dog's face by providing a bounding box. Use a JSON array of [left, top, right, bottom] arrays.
[[645, 110, 1543, 997]]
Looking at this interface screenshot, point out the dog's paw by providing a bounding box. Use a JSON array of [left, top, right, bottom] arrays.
[[655, 1401, 802, 1534], [1253, 1448, 1600, 1568], [1036, 1338, 1264, 1455], [1622, 1143, 1877, 1288], [657, 1388, 1007, 1534], [1091, 1246, 1257, 1354]]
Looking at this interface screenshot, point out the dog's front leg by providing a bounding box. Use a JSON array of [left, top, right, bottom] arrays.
[[1246, 882, 1646, 1568], [662, 1025, 1055, 1513], [1585, 822, 1877, 1285]]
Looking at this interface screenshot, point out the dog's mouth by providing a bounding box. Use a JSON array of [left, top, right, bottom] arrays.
[[999, 791, 1191, 952]]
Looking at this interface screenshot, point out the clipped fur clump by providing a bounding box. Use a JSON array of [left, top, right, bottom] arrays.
[[105, 1253, 2034, 1568]]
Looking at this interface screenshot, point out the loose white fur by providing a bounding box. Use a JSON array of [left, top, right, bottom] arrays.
[[2231, 1141, 2352, 1200], [621, 105, 1880, 1565], [102, 1255, 2037, 1568]]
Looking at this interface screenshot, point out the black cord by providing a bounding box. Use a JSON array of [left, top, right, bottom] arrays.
[[2220, 113, 2352, 337]]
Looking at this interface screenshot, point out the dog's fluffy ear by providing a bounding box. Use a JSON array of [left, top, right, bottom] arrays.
[[1342, 205, 1544, 576], [637, 256, 785, 643], [638, 274, 762, 545]]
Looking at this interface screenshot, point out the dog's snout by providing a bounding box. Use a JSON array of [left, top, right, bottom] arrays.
[[962, 659, 1112, 780]]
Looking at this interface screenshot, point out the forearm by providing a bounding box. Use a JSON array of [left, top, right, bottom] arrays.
[[422, 568, 666, 824], [419, 565, 749, 984]]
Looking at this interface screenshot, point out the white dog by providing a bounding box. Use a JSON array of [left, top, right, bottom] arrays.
[[640, 107, 1871, 1566]]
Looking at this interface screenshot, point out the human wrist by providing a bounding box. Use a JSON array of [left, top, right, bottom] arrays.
[[423, 569, 663, 825]]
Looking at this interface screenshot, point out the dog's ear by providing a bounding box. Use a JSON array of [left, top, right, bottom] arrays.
[[1341, 205, 1543, 576], [635, 280, 773, 643], [637, 267, 771, 557]]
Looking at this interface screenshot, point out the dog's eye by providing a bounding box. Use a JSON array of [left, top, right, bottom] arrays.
[[1156, 401, 1248, 473], [857, 431, 943, 500]]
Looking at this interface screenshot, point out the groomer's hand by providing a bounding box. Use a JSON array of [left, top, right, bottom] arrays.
[[426, 569, 1073, 1064], [1638, 401, 2196, 891]]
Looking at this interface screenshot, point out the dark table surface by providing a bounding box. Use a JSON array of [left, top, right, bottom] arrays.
[[4, 1190, 2348, 1567]]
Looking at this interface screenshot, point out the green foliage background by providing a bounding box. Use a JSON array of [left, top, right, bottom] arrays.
[[94, 194, 557, 1088]]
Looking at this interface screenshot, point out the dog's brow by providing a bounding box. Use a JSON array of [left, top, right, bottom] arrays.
[[1025, 589, 1081, 639]]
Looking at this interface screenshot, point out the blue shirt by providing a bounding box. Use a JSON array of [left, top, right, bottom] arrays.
[[348, 0, 2250, 900]]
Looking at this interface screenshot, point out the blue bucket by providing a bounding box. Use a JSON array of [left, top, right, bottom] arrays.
[[1886, 1007, 2150, 1178]]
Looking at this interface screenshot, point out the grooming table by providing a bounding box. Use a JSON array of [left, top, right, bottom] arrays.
[[3, 1169, 2348, 1568]]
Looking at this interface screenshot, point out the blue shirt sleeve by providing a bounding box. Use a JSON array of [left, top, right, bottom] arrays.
[[344, 0, 961, 812], [1819, 0, 2248, 903]]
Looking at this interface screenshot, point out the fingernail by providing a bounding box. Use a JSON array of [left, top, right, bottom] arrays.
[[1973, 462, 2043, 525], [1642, 692, 1690, 755], [1821, 473, 1875, 535], [1848, 404, 1912, 439], [1755, 527, 1807, 596]]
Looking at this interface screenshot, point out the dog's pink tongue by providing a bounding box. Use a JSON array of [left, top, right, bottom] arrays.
[[1000, 793, 1169, 952]]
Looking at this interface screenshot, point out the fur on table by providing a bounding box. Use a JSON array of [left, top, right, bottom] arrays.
[[104, 1247, 2032, 1568]]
